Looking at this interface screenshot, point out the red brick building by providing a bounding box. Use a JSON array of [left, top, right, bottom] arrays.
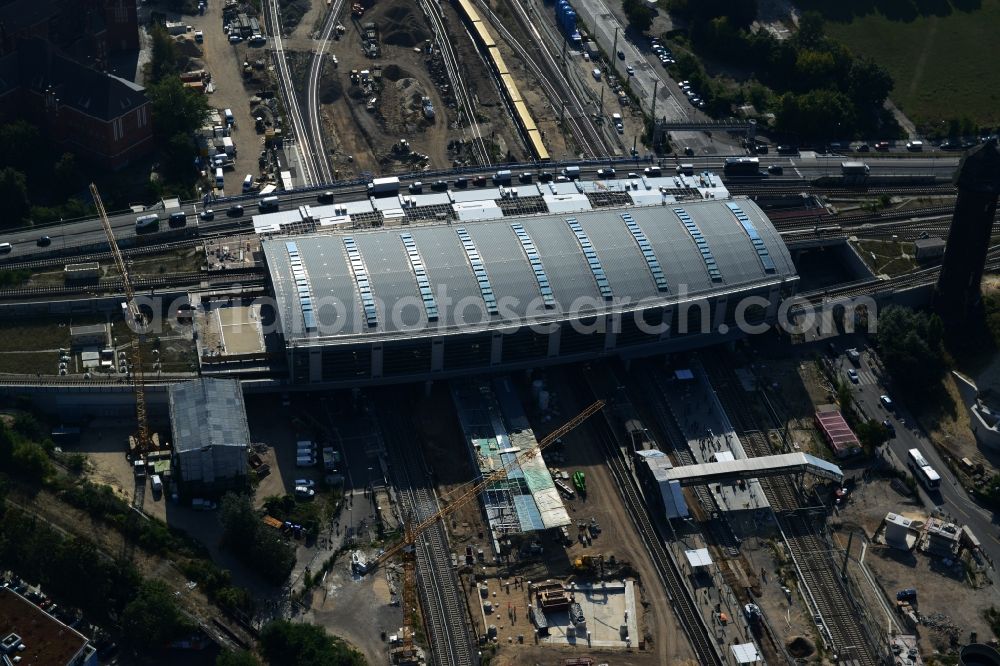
[[0, 0, 148, 169]]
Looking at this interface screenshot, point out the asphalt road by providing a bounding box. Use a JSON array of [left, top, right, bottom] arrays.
[[834, 348, 1000, 571], [0, 155, 961, 263]]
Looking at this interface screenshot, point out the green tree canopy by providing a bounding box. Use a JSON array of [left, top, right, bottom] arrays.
[[875, 305, 946, 392], [120, 580, 194, 648], [259, 621, 366, 666], [216, 650, 261, 666], [0, 168, 30, 227], [622, 0, 655, 33], [147, 76, 209, 140], [220, 493, 296, 584], [149, 23, 180, 84]]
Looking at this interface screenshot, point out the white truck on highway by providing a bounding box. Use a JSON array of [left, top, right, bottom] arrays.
[[367, 176, 400, 195]]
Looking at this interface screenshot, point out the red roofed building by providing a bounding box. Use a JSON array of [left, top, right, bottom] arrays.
[[815, 408, 861, 458]]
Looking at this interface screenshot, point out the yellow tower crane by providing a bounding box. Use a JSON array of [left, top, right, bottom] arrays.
[[90, 184, 152, 464], [378, 398, 606, 659]]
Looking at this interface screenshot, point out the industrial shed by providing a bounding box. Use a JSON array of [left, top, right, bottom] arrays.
[[169, 378, 249, 495], [261, 197, 798, 385]]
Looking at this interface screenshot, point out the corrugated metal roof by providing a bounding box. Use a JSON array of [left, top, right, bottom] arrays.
[[169, 378, 250, 452], [262, 198, 797, 344]]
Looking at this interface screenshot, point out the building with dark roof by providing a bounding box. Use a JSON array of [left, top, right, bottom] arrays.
[[169, 378, 249, 496], [0, 37, 151, 168], [261, 196, 798, 385], [0, 0, 138, 60], [0, 587, 96, 666]]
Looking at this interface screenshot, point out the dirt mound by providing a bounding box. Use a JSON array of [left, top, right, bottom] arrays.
[[787, 636, 815, 658], [380, 5, 429, 47], [320, 79, 343, 104], [382, 64, 410, 82]]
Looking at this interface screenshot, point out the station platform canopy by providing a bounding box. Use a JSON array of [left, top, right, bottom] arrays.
[[658, 452, 843, 487]]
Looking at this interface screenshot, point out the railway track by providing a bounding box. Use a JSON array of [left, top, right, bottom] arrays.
[[0, 270, 264, 300], [573, 374, 723, 666], [702, 358, 882, 665], [473, 0, 606, 158], [304, 0, 341, 185], [265, 0, 319, 185], [728, 182, 956, 196], [378, 395, 477, 666], [421, 0, 490, 166]]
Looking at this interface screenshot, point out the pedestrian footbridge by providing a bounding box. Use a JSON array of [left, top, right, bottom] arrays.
[[658, 452, 843, 487]]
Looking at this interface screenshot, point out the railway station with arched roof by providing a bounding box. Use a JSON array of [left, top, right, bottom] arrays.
[[261, 196, 798, 385]]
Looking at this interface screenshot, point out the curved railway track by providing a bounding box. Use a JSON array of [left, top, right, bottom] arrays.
[[304, 0, 342, 185], [421, 0, 491, 166], [265, 0, 319, 185], [469, 0, 606, 159]]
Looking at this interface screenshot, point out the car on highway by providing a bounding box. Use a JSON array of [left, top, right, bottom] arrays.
[[767, 164, 783, 175], [880, 394, 894, 411], [431, 180, 448, 191], [847, 368, 859, 384], [875, 140, 891, 151], [227, 205, 244, 217], [625, 64, 634, 76], [617, 49, 625, 60], [855, 143, 871, 152], [454, 176, 468, 188], [200, 209, 215, 221], [882, 419, 896, 437], [684, 146, 695, 156], [36, 236, 51, 247], [472, 176, 487, 186], [408, 181, 423, 194], [538, 172, 553, 182], [596, 168, 616, 178], [317, 191, 334, 203], [906, 140, 924, 151], [940, 140, 963, 150], [776, 144, 799, 155], [519, 172, 533, 183]]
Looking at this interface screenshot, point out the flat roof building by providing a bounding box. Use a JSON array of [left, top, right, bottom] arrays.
[[0, 587, 96, 666], [169, 378, 249, 496], [261, 196, 797, 385]]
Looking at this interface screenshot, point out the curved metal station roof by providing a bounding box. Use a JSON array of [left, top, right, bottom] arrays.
[[263, 196, 797, 345]]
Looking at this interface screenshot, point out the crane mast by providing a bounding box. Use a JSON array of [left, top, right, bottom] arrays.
[[90, 183, 151, 458]]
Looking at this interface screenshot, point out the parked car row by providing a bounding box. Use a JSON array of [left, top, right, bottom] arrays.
[[679, 80, 706, 110]]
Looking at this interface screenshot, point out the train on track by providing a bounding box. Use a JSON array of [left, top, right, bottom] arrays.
[[455, 0, 550, 162]]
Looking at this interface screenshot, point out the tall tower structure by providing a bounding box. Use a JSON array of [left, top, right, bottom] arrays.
[[934, 140, 1000, 325]]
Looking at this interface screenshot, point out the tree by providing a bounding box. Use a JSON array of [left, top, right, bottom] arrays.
[[0, 122, 40, 171], [847, 57, 894, 109], [835, 380, 853, 412], [875, 305, 946, 392], [855, 419, 889, 450], [0, 168, 30, 227], [216, 650, 261, 666], [53, 152, 82, 199], [775, 89, 856, 140], [796, 11, 826, 48], [259, 621, 366, 666], [149, 23, 179, 84], [220, 494, 296, 584], [120, 580, 194, 648], [622, 0, 655, 33], [147, 76, 209, 140]]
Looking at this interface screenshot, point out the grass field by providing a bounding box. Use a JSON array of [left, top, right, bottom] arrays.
[[810, 0, 1000, 128]]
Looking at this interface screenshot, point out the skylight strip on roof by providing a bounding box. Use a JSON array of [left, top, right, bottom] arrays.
[[671, 208, 723, 282], [620, 213, 670, 292], [726, 202, 776, 273], [565, 218, 613, 300], [285, 241, 317, 332], [399, 232, 439, 322], [510, 223, 555, 308], [455, 228, 498, 315], [343, 236, 378, 327]]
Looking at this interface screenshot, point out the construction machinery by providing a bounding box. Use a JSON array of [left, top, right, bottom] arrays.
[[90, 183, 154, 505], [371, 398, 605, 661]]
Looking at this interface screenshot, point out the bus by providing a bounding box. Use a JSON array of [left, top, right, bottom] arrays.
[[723, 157, 763, 179], [907, 448, 941, 490]]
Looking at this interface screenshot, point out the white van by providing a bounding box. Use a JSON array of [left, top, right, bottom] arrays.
[[215, 167, 224, 188], [224, 108, 235, 126], [242, 174, 254, 192], [258, 195, 279, 211], [296, 456, 316, 467], [0, 242, 12, 254], [151, 475, 163, 494]]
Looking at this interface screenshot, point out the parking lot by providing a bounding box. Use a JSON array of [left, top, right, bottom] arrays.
[[171, 0, 264, 196]]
